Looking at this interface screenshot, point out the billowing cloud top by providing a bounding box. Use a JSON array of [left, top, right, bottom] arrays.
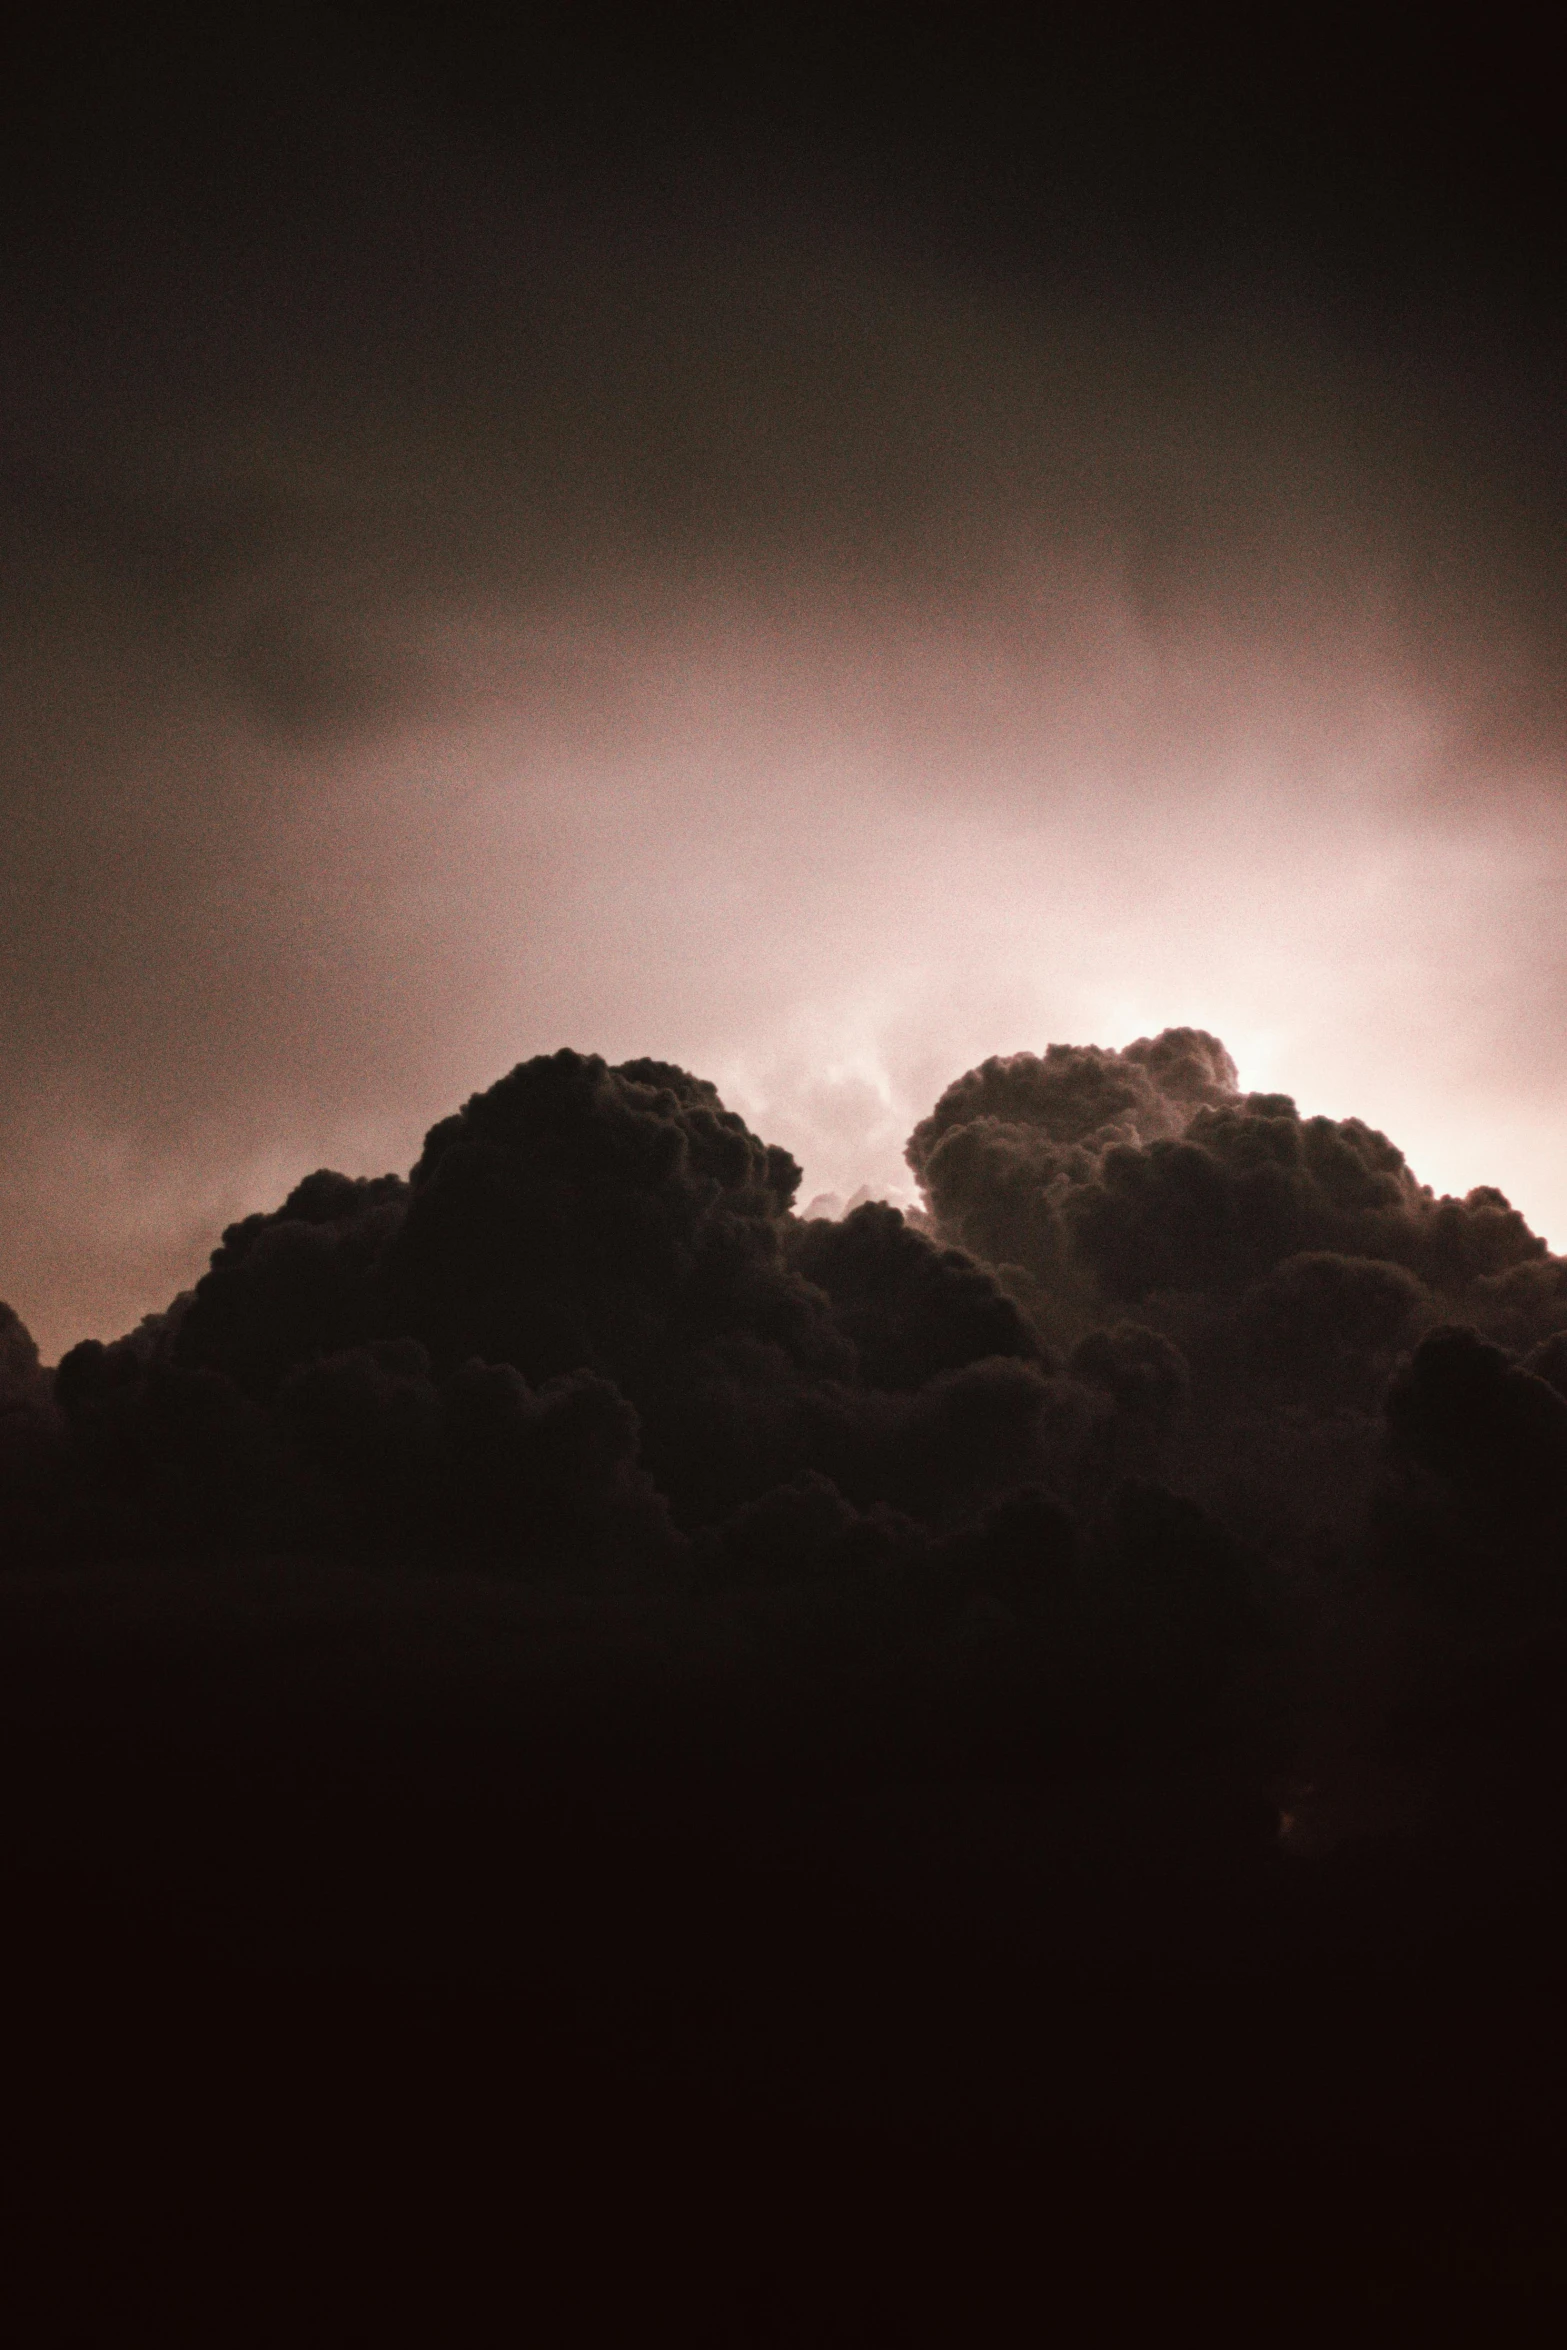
[[7, 1029, 1567, 1663]]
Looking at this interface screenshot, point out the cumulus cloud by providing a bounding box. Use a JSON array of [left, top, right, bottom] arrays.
[[5, 669, 1567, 2309], [911, 1027, 1552, 1347], [10, 1023, 1566, 1751]]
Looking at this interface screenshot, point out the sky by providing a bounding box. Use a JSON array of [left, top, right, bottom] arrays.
[[4, 8, 1565, 1359]]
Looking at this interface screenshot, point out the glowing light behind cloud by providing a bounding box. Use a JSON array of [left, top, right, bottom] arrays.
[[294, 593, 1567, 1252], [6, 162, 1567, 1356]]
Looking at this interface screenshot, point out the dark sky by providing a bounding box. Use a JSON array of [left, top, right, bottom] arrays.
[[5, 6, 1565, 1357]]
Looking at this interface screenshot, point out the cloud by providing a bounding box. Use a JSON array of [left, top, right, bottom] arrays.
[[7, 71, 1567, 1361], [8, 1022, 1565, 1788]]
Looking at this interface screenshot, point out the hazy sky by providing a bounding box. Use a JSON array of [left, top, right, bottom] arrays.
[[4, 11, 1565, 1357]]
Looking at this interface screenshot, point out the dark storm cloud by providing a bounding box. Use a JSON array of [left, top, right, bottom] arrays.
[[13, 1051, 1120, 1571], [910, 1029, 1551, 1338], [9, 1021, 1566, 1684], [903, 1029, 1567, 1580], [6, 1017, 1565, 1994], [786, 1199, 1039, 1391], [0, 1047, 1189, 1615], [4, 1026, 1567, 2324]]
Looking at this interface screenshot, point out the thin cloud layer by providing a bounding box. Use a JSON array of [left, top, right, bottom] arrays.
[[5, 66, 1567, 1355]]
